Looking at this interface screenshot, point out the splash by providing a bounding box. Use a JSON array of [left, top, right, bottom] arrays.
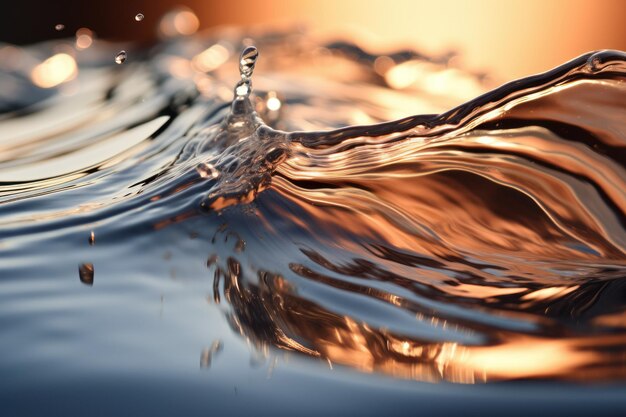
[[0, 28, 625, 389]]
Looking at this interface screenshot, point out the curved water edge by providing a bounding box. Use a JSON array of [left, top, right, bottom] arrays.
[[0, 28, 625, 388]]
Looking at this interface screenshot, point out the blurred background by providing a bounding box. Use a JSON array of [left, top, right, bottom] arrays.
[[2, 0, 625, 80]]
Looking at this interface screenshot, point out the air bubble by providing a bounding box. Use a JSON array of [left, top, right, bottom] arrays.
[[135, 13, 144, 21], [115, 50, 127, 64]]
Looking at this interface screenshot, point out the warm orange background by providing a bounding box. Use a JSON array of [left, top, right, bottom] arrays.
[[193, 0, 626, 80], [5, 0, 625, 80]]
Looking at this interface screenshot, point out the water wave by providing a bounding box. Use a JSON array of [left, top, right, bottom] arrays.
[[0, 28, 625, 384]]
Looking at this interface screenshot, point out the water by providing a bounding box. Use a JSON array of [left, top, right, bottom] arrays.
[[115, 50, 127, 64], [0, 26, 625, 416], [135, 13, 144, 22]]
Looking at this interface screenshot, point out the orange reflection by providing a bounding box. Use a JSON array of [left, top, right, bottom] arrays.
[[167, 56, 193, 79], [75, 28, 94, 50], [385, 61, 483, 101], [192, 44, 230, 73], [31, 53, 78, 88], [159, 7, 200, 37], [211, 254, 626, 383], [190, 0, 626, 80]]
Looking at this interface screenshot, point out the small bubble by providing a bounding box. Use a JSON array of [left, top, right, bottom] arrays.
[[135, 13, 144, 21], [79, 263, 94, 286], [239, 46, 258, 79], [115, 50, 127, 64], [55, 24, 65, 31]]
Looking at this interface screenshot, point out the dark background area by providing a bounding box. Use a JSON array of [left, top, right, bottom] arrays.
[[1, 0, 215, 45]]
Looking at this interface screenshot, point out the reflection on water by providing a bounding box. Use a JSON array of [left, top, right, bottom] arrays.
[[0, 19, 625, 415], [212, 247, 626, 383]]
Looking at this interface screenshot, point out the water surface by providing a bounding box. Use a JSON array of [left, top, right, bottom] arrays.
[[1, 27, 626, 416]]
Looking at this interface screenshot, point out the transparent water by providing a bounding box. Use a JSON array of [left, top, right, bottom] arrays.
[[0, 27, 625, 416]]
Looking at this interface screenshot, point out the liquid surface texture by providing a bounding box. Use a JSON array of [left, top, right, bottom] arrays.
[[0, 27, 625, 416]]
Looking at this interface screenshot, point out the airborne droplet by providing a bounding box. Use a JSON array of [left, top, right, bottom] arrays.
[[55, 24, 65, 31], [115, 50, 127, 64], [239, 46, 259, 79], [135, 13, 144, 22], [79, 263, 94, 286]]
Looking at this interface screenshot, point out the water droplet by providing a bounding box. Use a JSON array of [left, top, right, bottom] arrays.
[[79, 263, 94, 286], [88, 231, 95, 245], [239, 46, 258, 79], [55, 24, 65, 31], [115, 50, 127, 64], [196, 162, 220, 179], [235, 81, 250, 97], [135, 13, 144, 21]]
